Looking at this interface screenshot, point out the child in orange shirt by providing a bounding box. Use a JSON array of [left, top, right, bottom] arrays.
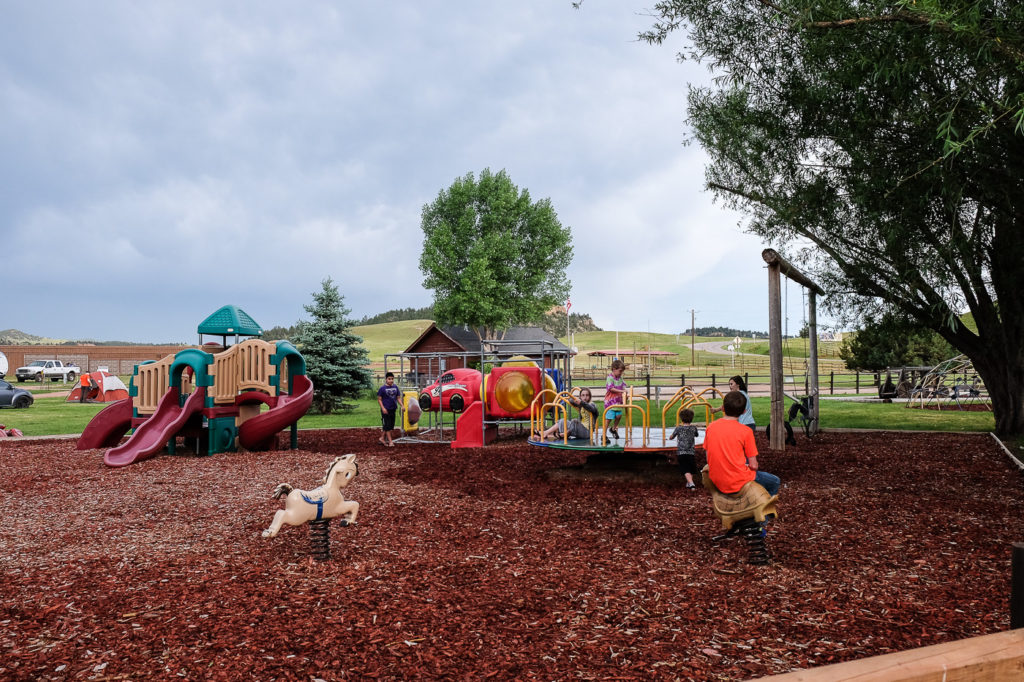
[[704, 390, 779, 496]]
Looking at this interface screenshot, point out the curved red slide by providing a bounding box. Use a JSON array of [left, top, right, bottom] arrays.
[[104, 387, 206, 467], [77, 398, 134, 450], [237, 374, 314, 451]]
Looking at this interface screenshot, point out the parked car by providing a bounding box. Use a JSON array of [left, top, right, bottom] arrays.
[[0, 380, 34, 409]]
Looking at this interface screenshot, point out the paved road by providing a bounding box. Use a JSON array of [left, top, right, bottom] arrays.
[[691, 340, 765, 358]]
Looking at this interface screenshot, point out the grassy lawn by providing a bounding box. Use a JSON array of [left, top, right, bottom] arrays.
[[8, 380, 84, 394], [2, 399, 109, 436], [6, 393, 996, 438], [740, 338, 843, 359]]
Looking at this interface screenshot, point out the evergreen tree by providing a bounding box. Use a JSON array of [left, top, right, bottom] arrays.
[[294, 278, 371, 414]]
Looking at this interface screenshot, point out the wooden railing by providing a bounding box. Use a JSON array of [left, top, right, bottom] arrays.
[[209, 339, 277, 405], [133, 354, 194, 415]]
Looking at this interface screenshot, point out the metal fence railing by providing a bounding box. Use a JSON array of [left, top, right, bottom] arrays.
[[370, 368, 900, 400]]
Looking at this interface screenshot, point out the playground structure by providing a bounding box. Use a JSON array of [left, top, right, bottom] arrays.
[[411, 362, 559, 448], [78, 338, 313, 467], [904, 354, 990, 411], [386, 338, 570, 448], [530, 380, 783, 566], [528, 384, 723, 453]]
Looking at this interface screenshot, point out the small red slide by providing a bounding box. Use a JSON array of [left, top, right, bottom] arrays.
[[104, 387, 206, 468], [237, 374, 314, 451], [77, 398, 134, 450]]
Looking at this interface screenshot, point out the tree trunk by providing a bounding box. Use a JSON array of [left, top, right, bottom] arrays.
[[971, 353, 1024, 437]]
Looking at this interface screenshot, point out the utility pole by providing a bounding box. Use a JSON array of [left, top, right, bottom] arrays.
[[690, 309, 696, 366]]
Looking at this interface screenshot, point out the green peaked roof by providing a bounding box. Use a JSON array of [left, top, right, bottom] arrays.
[[197, 305, 262, 336]]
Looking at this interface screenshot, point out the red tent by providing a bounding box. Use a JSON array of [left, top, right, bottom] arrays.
[[67, 371, 130, 403]]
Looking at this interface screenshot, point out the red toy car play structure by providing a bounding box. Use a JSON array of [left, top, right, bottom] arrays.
[[418, 365, 551, 448]]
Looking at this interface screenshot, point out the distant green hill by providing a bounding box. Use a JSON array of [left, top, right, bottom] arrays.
[[352, 319, 435, 363], [0, 329, 69, 345]]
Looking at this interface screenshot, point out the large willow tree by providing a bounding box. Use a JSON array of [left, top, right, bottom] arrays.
[[640, 0, 1024, 435]]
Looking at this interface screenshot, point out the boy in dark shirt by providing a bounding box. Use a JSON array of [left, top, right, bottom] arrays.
[[377, 372, 402, 447]]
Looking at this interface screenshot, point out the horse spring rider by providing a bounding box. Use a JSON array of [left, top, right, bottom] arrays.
[[262, 454, 360, 538]]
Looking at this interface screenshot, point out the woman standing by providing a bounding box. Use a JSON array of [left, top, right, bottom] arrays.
[[715, 375, 755, 433]]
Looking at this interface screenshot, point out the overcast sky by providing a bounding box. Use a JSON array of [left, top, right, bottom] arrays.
[[2, 1, 798, 344]]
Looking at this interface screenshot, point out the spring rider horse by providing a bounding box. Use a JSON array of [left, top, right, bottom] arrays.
[[701, 465, 778, 565], [262, 454, 359, 560]]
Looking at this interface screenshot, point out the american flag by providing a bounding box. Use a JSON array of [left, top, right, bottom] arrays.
[[566, 298, 571, 312]]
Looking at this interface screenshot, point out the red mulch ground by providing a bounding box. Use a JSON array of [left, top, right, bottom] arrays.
[[2, 429, 1022, 681]]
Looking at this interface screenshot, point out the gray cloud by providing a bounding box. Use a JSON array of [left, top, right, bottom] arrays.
[[2, 1, 780, 343]]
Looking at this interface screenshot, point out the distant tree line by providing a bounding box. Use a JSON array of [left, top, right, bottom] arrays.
[[260, 307, 436, 342], [261, 325, 301, 342], [356, 306, 435, 326], [685, 326, 767, 338]]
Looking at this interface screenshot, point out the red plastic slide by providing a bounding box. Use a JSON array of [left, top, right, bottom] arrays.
[[104, 387, 206, 468], [77, 398, 134, 450], [237, 374, 314, 451]]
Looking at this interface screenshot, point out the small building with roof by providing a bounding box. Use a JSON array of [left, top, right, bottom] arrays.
[[393, 323, 571, 387]]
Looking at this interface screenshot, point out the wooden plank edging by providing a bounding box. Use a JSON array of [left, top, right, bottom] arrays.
[[990, 432, 1024, 472], [754, 628, 1024, 681]]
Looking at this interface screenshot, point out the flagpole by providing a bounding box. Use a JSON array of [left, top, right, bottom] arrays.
[[566, 297, 571, 383], [566, 298, 570, 345]]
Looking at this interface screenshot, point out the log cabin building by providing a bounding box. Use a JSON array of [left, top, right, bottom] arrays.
[[393, 323, 571, 388]]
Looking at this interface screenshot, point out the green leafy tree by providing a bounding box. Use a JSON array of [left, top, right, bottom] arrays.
[[639, 1, 1024, 435], [294, 278, 371, 414], [840, 313, 955, 371], [419, 168, 572, 340]]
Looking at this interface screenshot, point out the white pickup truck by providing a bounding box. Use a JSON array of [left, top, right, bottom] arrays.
[[15, 360, 80, 383]]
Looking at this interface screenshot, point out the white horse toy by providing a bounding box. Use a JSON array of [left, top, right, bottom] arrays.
[[262, 454, 359, 538]]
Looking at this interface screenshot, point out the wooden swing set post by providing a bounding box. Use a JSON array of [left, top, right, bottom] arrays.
[[763, 249, 825, 451]]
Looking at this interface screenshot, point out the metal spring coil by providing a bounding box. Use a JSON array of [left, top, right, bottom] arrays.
[[740, 520, 771, 565], [309, 519, 331, 561]]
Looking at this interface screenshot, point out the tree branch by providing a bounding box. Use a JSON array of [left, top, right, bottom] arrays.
[[806, 11, 1024, 64]]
